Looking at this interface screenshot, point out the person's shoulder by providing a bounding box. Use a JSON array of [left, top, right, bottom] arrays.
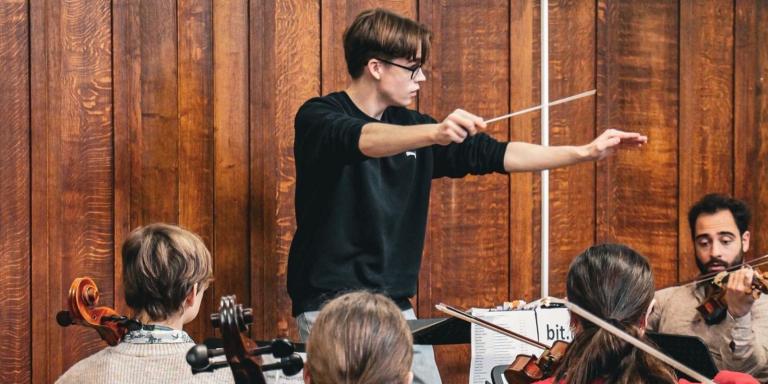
[[655, 284, 690, 305], [299, 91, 346, 110], [385, 105, 436, 124], [55, 348, 111, 383]]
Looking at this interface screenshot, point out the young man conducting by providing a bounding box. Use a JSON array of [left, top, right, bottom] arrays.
[[288, 8, 647, 383]]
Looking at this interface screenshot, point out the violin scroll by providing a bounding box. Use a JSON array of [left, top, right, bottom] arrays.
[[56, 277, 139, 346]]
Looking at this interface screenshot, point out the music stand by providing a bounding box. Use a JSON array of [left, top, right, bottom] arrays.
[[647, 331, 719, 381]]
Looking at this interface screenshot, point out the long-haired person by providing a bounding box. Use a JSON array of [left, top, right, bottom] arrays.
[[57, 223, 232, 384], [304, 291, 413, 384], [534, 243, 757, 384]]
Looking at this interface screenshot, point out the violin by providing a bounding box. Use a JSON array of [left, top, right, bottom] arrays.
[[186, 295, 303, 384], [435, 303, 568, 384], [696, 267, 768, 324], [56, 277, 140, 346]]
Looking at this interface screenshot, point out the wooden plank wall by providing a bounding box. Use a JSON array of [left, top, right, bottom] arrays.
[[1, 1, 767, 383]]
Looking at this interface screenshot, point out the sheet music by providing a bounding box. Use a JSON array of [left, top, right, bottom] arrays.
[[469, 308, 543, 384], [262, 352, 307, 384], [469, 306, 572, 384]]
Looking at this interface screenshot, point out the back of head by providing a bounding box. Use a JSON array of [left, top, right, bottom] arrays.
[[306, 291, 413, 384], [688, 193, 751, 240], [343, 8, 431, 78], [122, 223, 212, 321], [556, 243, 676, 384]]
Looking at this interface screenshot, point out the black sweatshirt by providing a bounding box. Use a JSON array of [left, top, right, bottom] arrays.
[[287, 91, 507, 315]]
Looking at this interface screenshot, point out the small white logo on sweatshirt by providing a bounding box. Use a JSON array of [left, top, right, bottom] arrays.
[[406, 151, 417, 159]]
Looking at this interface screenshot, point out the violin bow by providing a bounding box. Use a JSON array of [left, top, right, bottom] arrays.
[[435, 303, 549, 350], [484, 89, 596, 125], [546, 297, 714, 384], [678, 253, 768, 288]]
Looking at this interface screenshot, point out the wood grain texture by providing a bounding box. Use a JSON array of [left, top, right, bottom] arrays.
[[0, 1, 31, 382], [509, 0, 541, 303], [112, 0, 141, 317], [31, 0, 115, 379], [418, 1, 511, 382], [178, 0, 215, 341], [251, 0, 320, 340], [212, 0, 251, 340], [596, 0, 679, 289], [133, 0, 179, 225], [547, 0, 596, 297], [735, 0, 768, 260], [678, 0, 734, 281]]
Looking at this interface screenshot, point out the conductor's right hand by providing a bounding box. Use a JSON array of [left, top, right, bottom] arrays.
[[433, 109, 486, 145]]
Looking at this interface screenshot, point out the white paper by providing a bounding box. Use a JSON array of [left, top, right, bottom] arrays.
[[468, 307, 572, 384], [469, 309, 543, 384]]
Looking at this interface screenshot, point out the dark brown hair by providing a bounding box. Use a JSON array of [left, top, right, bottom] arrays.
[[343, 8, 431, 79], [122, 223, 212, 321], [554, 243, 677, 384], [307, 291, 412, 384]]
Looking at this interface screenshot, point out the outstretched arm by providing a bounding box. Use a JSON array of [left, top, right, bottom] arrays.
[[358, 109, 486, 158], [503, 128, 648, 172]]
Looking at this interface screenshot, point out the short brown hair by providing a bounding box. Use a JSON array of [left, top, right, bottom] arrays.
[[307, 291, 413, 384], [122, 223, 213, 321], [344, 8, 431, 78]]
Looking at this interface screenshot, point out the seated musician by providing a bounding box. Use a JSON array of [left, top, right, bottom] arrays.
[[648, 194, 768, 381], [56, 223, 233, 384], [534, 243, 757, 384], [303, 291, 413, 384]]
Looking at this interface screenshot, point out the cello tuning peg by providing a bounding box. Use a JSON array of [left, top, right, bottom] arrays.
[[56, 311, 74, 327]]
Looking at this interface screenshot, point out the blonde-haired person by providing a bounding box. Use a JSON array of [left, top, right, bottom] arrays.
[[289, 7, 646, 383], [304, 291, 413, 384], [57, 223, 233, 384]]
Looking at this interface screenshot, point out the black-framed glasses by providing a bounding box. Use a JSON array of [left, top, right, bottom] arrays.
[[375, 57, 424, 80]]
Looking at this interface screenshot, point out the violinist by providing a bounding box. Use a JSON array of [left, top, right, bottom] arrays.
[[288, 7, 647, 384], [648, 194, 768, 381], [534, 243, 757, 384], [57, 223, 233, 384], [303, 291, 413, 384]]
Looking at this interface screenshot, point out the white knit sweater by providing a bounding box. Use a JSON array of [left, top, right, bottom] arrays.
[[55, 341, 234, 384]]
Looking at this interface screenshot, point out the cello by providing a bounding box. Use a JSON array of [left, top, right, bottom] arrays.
[[56, 277, 140, 346], [186, 295, 304, 384]]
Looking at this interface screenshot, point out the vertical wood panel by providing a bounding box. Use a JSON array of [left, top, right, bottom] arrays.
[[547, 0, 596, 297], [735, 0, 768, 259], [112, 0, 140, 317], [0, 1, 30, 383], [252, 0, 320, 339], [213, 0, 251, 338], [419, 1, 510, 382], [31, 0, 114, 380], [596, 0, 679, 288], [679, 0, 734, 280], [178, 0, 215, 341], [133, 0, 179, 225], [509, 0, 541, 302]]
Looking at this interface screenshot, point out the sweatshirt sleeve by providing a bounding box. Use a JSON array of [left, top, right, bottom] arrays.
[[714, 297, 768, 379], [432, 133, 507, 178], [294, 98, 369, 165]]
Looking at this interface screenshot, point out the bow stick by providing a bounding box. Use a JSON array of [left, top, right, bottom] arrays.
[[484, 89, 596, 125]]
